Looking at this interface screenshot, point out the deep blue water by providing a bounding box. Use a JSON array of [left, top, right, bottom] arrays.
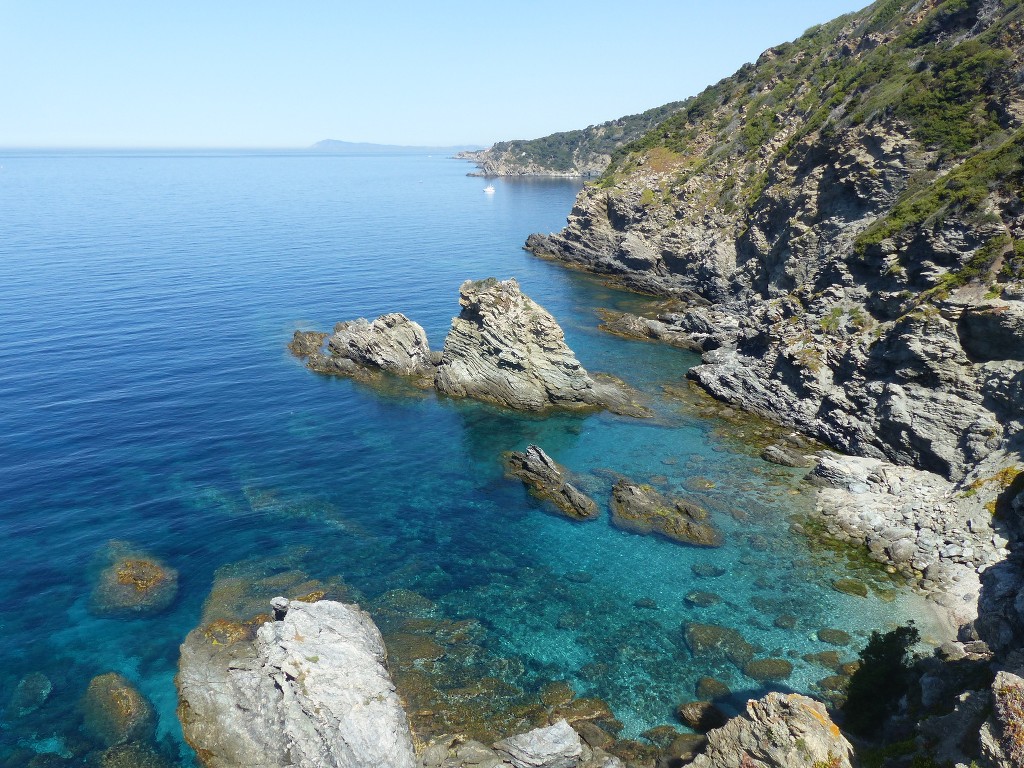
[[0, 150, 940, 764]]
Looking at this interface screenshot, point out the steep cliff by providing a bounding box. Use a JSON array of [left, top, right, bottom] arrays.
[[528, 0, 1024, 487]]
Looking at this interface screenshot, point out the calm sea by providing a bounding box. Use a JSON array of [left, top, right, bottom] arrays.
[[0, 150, 937, 764]]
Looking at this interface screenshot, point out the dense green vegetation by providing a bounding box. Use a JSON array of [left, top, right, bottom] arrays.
[[854, 128, 1024, 266], [842, 623, 920, 735], [603, 0, 1019, 179], [485, 101, 687, 174]]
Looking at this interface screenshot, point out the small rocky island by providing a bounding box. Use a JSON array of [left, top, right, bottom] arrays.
[[291, 277, 649, 417]]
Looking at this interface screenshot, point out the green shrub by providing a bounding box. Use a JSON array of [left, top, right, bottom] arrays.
[[842, 622, 920, 735]]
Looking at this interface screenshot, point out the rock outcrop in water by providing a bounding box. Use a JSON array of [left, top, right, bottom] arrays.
[[435, 279, 597, 410], [291, 278, 647, 416], [177, 598, 417, 768], [610, 480, 722, 547], [503, 445, 598, 521], [326, 313, 434, 378]]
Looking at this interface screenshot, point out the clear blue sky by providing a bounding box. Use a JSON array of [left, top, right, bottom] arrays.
[[0, 0, 870, 148]]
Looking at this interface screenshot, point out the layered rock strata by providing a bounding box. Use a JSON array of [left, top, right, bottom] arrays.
[[524, 0, 1024, 664], [503, 445, 598, 521], [291, 278, 647, 416], [177, 598, 417, 768]]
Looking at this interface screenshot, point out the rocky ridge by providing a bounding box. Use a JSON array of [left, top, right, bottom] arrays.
[[526, 0, 1024, 487], [292, 278, 647, 416], [457, 102, 687, 178], [520, 0, 1024, 762]]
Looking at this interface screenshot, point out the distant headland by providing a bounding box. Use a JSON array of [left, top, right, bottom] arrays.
[[308, 139, 483, 154]]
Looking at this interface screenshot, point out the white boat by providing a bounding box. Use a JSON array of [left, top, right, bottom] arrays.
[[483, 185, 495, 194]]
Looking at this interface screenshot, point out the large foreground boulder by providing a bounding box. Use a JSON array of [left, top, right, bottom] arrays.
[[177, 599, 416, 768], [689, 692, 853, 768], [493, 719, 583, 768]]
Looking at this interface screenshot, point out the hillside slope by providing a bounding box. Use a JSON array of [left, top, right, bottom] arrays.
[[529, 0, 1024, 487], [458, 101, 687, 177]]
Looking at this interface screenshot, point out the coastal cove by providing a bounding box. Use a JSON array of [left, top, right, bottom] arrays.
[[0, 150, 945, 766]]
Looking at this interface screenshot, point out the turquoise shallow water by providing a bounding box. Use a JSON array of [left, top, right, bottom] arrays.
[[0, 150, 941, 764]]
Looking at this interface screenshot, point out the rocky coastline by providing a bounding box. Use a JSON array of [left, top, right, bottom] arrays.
[[185, 1, 1024, 764], [521, 0, 1024, 617], [176, 593, 856, 768], [291, 277, 648, 417]]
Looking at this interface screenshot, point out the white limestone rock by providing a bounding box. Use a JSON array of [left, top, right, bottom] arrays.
[[177, 599, 417, 768], [493, 719, 583, 768]]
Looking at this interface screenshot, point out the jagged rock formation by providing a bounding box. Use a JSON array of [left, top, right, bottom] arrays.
[[456, 102, 686, 178], [503, 445, 599, 520], [526, 0, 1024, 490], [689, 693, 853, 768], [434, 279, 636, 413], [177, 599, 417, 768], [291, 278, 648, 416], [610, 480, 722, 547]]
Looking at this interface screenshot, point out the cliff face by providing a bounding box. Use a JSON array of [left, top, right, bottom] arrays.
[[458, 102, 687, 177], [528, 0, 1024, 485]]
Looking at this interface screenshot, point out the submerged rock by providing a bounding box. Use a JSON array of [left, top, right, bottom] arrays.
[[82, 673, 155, 748], [743, 658, 794, 682], [503, 445, 598, 521], [695, 677, 731, 700], [8, 672, 52, 717], [683, 623, 758, 667], [99, 743, 175, 768], [610, 480, 722, 547], [689, 693, 853, 768], [89, 542, 178, 618], [493, 719, 583, 768], [177, 599, 417, 768], [831, 578, 869, 598], [817, 628, 852, 646]]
